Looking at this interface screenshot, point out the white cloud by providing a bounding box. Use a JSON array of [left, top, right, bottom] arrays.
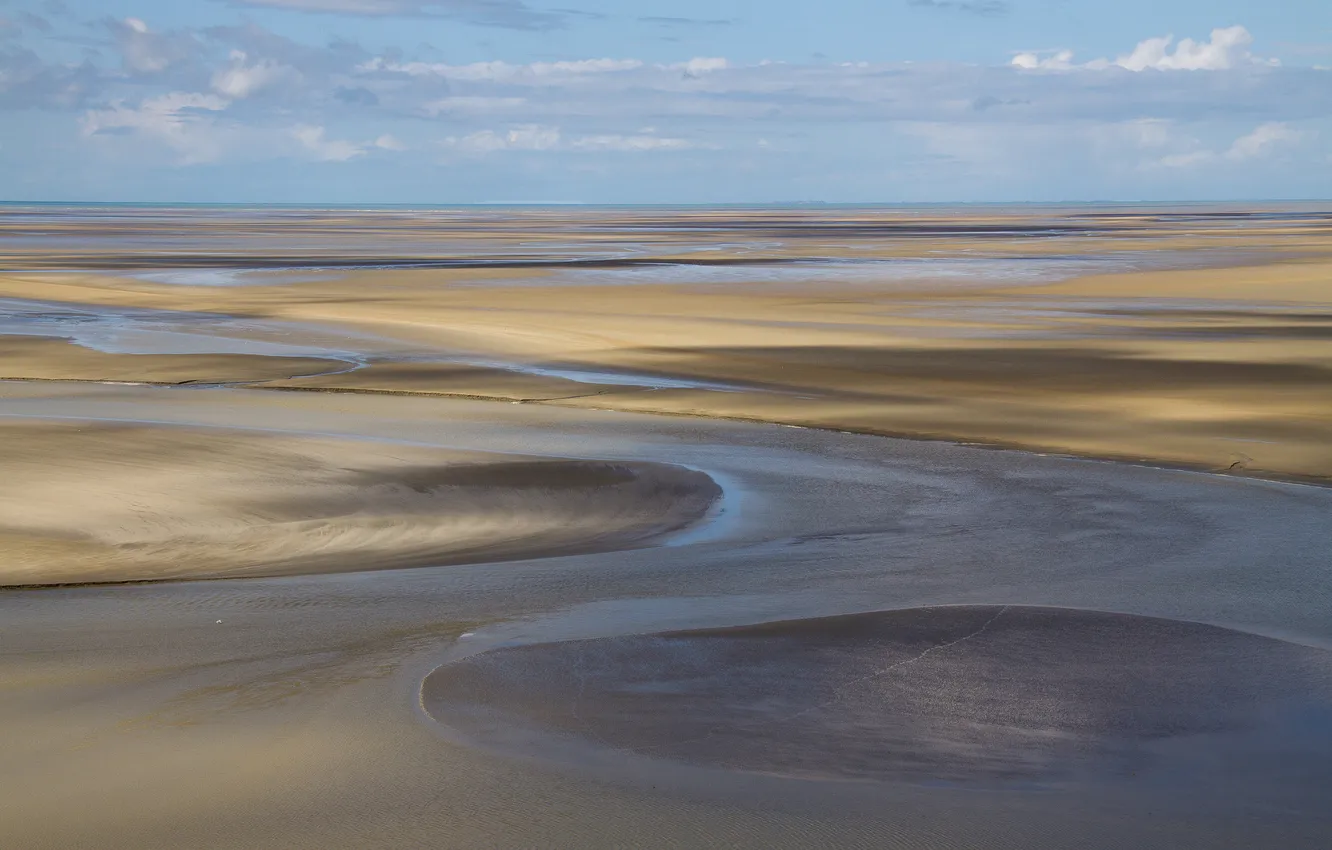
[[223, 0, 565, 30], [1228, 122, 1302, 158], [1117, 26, 1276, 71], [81, 91, 230, 163], [11, 23, 1318, 135], [420, 96, 526, 116], [672, 57, 728, 75], [358, 55, 731, 84], [898, 117, 1311, 188], [232, 0, 427, 9], [533, 58, 646, 75], [1159, 122, 1304, 168], [442, 125, 696, 154], [909, 0, 1008, 14], [1011, 50, 1074, 71], [569, 134, 694, 151], [0, 46, 100, 108], [445, 124, 562, 153], [341, 44, 1326, 130], [360, 57, 643, 80], [291, 124, 366, 161], [1013, 26, 1278, 72], [81, 89, 394, 165], [1119, 118, 1175, 149], [211, 51, 299, 99], [106, 17, 198, 75], [18, 15, 1322, 193]]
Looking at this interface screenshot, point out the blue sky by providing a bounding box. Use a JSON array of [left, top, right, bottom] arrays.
[[1, 0, 1328, 202]]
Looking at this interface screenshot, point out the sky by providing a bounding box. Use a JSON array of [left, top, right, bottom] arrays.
[[0, 0, 1328, 203]]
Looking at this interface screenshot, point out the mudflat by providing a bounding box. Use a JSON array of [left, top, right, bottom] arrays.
[[2, 204, 1331, 850]]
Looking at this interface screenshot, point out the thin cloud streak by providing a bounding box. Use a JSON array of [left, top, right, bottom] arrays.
[[221, 0, 568, 30], [908, 0, 1009, 17]]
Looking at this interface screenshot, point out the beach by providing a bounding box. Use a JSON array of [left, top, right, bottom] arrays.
[[2, 204, 1331, 849]]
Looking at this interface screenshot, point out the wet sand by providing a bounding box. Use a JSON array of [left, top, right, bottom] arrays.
[[3, 383, 1331, 849], [3, 205, 1332, 849], [426, 605, 1332, 794], [0, 334, 350, 384]]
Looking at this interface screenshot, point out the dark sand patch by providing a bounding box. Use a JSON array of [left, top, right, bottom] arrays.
[[424, 605, 1332, 797]]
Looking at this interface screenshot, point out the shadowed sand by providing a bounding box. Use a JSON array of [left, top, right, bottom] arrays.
[[424, 605, 1332, 795], [2, 206, 1329, 481], [0, 335, 351, 384], [0, 420, 720, 585]]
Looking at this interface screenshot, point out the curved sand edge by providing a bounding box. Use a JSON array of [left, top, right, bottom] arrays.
[[422, 604, 1332, 791], [0, 420, 721, 586], [246, 380, 1332, 489]]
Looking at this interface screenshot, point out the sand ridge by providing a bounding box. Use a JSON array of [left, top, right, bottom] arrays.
[[0, 420, 720, 585], [0, 335, 352, 385]]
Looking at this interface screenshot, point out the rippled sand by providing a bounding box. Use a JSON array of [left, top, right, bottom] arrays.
[[427, 605, 1332, 795]]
